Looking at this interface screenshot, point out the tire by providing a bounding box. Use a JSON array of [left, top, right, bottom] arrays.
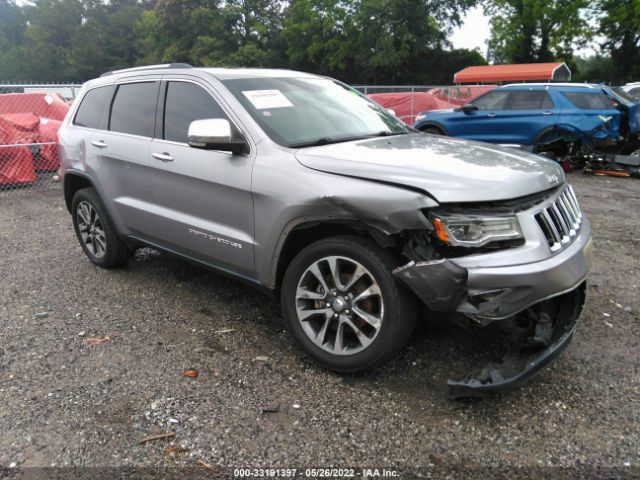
[[420, 126, 444, 135], [280, 236, 417, 372], [71, 187, 132, 268]]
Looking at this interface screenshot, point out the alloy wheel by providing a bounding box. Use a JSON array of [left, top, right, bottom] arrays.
[[76, 201, 107, 259], [295, 256, 384, 356]]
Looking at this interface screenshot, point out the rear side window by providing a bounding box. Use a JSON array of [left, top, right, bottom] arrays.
[[508, 91, 554, 110], [74, 86, 114, 129], [163, 82, 227, 143], [472, 91, 510, 110], [109, 82, 158, 137], [563, 92, 614, 110]]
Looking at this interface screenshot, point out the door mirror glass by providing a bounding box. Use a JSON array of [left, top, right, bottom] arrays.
[[187, 118, 246, 153]]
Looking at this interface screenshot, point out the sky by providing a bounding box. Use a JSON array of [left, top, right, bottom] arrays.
[[450, 5, 599, 59], [450, 6, 491, 56]]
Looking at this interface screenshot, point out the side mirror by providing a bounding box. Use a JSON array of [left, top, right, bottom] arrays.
[[460, 103, 478, 113], [187, 118, 247, 154]]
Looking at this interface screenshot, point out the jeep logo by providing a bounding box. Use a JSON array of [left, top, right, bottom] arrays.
[[546, 174, 559, 183]]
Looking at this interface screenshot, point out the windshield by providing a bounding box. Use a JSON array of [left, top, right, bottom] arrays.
[[221, 77, 410, 147]]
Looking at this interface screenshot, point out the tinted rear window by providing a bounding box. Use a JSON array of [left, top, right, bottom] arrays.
[[109, 82, 158, 137], [163, 82, 227, 143], [508, 91, 553, 109], [74, 86, 114, 129], [563, 92, 614, 110]]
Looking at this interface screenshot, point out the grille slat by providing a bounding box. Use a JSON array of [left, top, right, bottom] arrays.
[[534, 185, 582, 253]]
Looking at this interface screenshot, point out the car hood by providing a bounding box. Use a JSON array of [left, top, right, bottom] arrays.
[[295, 133, 565, 203]]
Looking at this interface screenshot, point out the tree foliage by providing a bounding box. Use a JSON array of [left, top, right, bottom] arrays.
[[596, 0, 640, 83], [485, 0, 590, 64], [0, 0, 637, 84]]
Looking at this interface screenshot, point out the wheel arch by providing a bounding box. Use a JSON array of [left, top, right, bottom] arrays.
[[415, 122, 447, 135], [63, 170, 94, 213], [272, 220, 397, 293]]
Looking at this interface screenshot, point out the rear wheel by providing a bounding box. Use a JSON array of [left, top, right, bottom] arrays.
[[71, 188, 132, 268], [280, 236, 416, 372]]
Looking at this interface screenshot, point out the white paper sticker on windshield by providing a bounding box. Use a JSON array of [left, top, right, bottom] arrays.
[[242, 90, 293, 109]]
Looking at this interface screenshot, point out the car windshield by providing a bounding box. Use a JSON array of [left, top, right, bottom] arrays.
[[221, 77, 410, 147]]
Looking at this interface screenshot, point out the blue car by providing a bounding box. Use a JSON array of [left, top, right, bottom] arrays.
[[413, 83, 640, 156]]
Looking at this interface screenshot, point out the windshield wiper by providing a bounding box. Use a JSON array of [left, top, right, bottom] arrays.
[[289, 131, 409, 149]]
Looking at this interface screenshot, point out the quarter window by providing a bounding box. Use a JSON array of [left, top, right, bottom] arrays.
[[109, 82, 158, 137], [74, 85, 114, 129], [472, 91, 510, 110], [163, 82, 227, 143], [563, 92, 614, 110], [508, 91, 554, 110]]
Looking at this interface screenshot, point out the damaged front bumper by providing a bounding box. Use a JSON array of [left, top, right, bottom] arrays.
[[393, 219, 592, 398]]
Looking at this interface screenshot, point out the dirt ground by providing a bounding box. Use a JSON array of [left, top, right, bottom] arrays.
[[0, 172, 638, 479]]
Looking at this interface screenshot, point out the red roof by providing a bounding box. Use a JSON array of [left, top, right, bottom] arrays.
[[454, 62, 571, 84]]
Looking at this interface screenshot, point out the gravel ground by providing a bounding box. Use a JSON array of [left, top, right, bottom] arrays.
[[0, 173, 638, 478]]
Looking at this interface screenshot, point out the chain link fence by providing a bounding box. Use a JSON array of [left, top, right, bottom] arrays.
[[0, 83, 82, 194], [353, 84, 495, 125]]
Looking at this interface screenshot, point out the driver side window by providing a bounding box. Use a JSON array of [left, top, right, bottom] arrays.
[[163, 81, 228, 143], [473, 91, 510, 110]]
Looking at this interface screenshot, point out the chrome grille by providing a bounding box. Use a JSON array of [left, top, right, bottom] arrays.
[[534, 185, 582, 252]]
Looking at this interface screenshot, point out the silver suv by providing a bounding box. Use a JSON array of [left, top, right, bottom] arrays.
[[58, 64, 592, 397]]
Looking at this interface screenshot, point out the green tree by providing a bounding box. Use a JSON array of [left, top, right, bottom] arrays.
[[485, 0, 590, 64], [596, 0, 640, 83]]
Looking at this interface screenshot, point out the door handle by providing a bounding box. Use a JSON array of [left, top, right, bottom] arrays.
[[152, 152, 174, 162], [487, 113, 496, 117], [91, 140, 107, 148], [542, 111, 553, 116]]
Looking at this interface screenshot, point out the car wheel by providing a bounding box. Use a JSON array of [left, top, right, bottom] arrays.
[[420, 126, 443, 135], [71, 188, 132, 268], [281, 236, 417, 372]]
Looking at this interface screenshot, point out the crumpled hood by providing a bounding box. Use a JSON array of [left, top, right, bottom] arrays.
[[295, 133, 565, 203]]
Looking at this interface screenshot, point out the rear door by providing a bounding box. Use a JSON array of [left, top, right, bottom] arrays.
[[141, 78, 255, 277], [500, 90, 558, 145], [87, 79, 161, 235]]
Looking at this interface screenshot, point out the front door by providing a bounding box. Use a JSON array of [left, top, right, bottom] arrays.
[[142, 79, 255, 277]]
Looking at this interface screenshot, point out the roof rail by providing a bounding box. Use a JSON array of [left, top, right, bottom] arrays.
[[502, 82, 596, 88], [100, 63, 193, 78]]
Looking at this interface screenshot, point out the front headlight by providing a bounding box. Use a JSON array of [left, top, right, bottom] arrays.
[[432, 215, 522, 247]]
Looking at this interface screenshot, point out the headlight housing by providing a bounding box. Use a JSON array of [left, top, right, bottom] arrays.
[[432, 215, 522, 247]]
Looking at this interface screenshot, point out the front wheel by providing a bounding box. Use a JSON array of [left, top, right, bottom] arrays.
[[280, 236, 416, 372]]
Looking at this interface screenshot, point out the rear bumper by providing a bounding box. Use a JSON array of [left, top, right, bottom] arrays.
[[394, 218, 592, 322]]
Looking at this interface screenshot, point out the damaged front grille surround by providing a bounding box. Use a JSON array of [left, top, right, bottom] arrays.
[[534, 185, 583, 252]]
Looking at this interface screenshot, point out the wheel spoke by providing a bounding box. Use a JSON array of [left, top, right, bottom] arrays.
[[298, 307, 332, 321], [342, 264, 367, 292], [296, 287, 325, 301], [334, 321, 345, 353], [326, 257, 344, 291], [313, 316, 332, 347], [343, 316, 374, 349], [308, 263, 330, 296], [352, 305, 382, 329], [352, 284, 381, 305]]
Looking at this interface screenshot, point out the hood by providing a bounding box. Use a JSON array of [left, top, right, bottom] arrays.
[[295, 133, 565, 203]]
